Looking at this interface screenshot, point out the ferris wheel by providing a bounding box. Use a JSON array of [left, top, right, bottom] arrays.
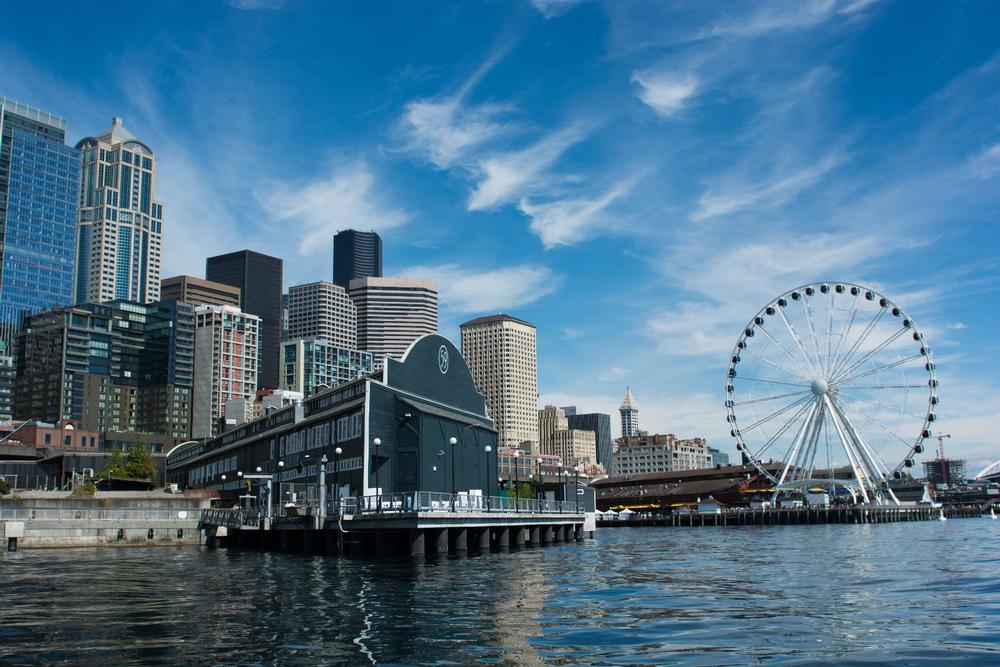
[[725, 283, 938, 505]]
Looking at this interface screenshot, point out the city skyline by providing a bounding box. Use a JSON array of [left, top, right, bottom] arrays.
[[3, 1, 999, 467]]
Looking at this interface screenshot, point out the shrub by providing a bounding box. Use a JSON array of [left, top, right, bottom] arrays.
[[0, 478, 11, 495], [69, 482, 97, 498]]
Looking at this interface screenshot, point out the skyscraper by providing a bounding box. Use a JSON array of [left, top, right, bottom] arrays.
[[193, 305, 259, 438], [564, 409, 613, 470], [0, 99, 81, 352], [280, 338, 373, 397], [286, 280, 357, 349], [75, 117, 164, 305], [538, 405, 597, 467], [206, 250, 282, 389], [349, 277, 437, 360], [333, 229, 382, 288], [620, 386, 639, 438], [460, 314, 538, 451]]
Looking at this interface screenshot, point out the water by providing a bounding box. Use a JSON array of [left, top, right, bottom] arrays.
[[2, 520, 998, 665]]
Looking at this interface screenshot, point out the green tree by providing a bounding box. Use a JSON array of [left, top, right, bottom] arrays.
[[96, 449, 128, 479], [0, 478, 11, 495], [516, 482, 533, 499], [125, 441, 157, 482]]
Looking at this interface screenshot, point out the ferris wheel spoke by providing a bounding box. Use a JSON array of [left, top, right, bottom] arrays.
[[840, 401, 915, 451], [831, 327, 909, 384], [741, 394, 814, 433], [741, 349, 811, 381], [755, 326, 815, 378], [834, 390, 927, 422], [835, 353, 924, 386], [823, 396, 873, 503], [802, 297, 825, 377], [828, 292, 860, 376], [734, 376, 811, 389], [839, 383, 926, 390], [734, 389, 811, 407], [830, 306, 887, 379], [824, 290, 835, 375], [829, 400, 893, 479], [749, 399, 815, 463], [777, 307, 819, 374]]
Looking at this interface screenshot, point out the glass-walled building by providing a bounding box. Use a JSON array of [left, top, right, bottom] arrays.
[[281, 337, 374, 397], [0, 99, 81, 355]]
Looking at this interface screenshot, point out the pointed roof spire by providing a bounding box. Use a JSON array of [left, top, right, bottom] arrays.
[[96, 116, 138, 145], [620, 386, 637, 410]]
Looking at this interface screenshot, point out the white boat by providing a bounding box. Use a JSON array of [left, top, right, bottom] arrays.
[[938, 509, 947, 522]]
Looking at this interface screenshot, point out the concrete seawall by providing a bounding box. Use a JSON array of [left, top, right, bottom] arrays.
[[1, 492, 211, 549]]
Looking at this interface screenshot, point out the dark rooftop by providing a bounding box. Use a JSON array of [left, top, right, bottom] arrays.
[[460, 313, 536, 329]]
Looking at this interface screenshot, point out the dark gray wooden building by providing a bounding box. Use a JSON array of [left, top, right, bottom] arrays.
[[167, 335, 498, 503]]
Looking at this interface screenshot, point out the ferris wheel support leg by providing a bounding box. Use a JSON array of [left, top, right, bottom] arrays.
[[824, 395, 871, 504], [774, 401, 818, 499], [829, 399, 898, 506]]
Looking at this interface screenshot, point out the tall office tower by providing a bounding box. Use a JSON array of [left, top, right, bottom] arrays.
[[286, 281, 357, 349], [280, 338, 373, 397], [15, 300, 194, 439], [538, 405, 597, 467], [206, 250, 282, 389], [460, 314, 538, 451], [620, 386, 639, 438], [349, 277, 437, 360], [0, 346, 13, 421], [192, 305, 259, 438], [75, 117, 164, 305], [160, 275, 241, 308], [333, 229, 382, 288], [563, 409, 613, 470], [0, 99, 81, 353]]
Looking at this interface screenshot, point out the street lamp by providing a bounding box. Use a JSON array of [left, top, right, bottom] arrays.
[[483, 445, 492, 511], [449, 436, 458, 512], [537, 457, 545, 506], [373, 437, 382, 514], [575, 464, 582, 513], [513, 450, 520, 513], [334, 446, 342, 516]]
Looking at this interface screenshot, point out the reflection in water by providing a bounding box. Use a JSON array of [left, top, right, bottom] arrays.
[[1, 521, 998, 665]]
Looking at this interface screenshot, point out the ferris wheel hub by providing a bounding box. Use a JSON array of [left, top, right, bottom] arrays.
[[810, 378, 830, 397]]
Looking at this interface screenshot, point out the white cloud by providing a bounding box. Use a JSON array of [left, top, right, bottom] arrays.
[[946, 322, 968, 330], [467, 125, 586, 210], [530, 0, 586, 19], [399, 98, 514, 170], [691, 152, 848, 221], [706, 0, 882, 39], [399, 263, 562, 314], [518, 178, 634, 248], [632, 71, 699, 118], [597, 366, 630, 382], [255, 163, 409, 255]]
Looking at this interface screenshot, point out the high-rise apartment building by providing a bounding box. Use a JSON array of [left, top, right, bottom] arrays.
[[333, 229, 382, 288], [0, 99, 81, 353], [193, 305, 259, 438], [286, 281, 357, 349], [160, 275, 241, 308], [75, 117, 164, 305], [460, 314, 538, 450], [620, 386, 639, 438], [15, 300, 194, 439], [563, 408, 613, 470], [349, 277, 437, 361], [280, 338, 374, 397], [206, 250, 282, 390]]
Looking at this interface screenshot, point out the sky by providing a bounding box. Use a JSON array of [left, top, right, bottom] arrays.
[[3, 0, 999, 472]]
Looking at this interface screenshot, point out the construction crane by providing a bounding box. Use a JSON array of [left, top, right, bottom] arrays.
[[936, 432, 952, 484]]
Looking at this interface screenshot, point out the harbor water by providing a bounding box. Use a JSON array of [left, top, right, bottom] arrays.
[[1, 520, 998, 665]]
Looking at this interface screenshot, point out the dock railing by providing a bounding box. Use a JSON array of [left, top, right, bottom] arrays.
[[0, 508, 194, 523], [339, 491, 578, 517]]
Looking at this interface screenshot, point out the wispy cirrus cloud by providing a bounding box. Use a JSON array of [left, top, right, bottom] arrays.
[[530, 0, 587, 19], [691, 151, 849, 221], [632, 71, 699, 118], [399, 263, 562, 313], [467, 124, 587, 210], [518, 177, 636, 248], [255, 162, 409, 255]]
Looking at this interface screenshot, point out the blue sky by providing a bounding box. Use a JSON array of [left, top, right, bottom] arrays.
[[3, 0, 999, 470]]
